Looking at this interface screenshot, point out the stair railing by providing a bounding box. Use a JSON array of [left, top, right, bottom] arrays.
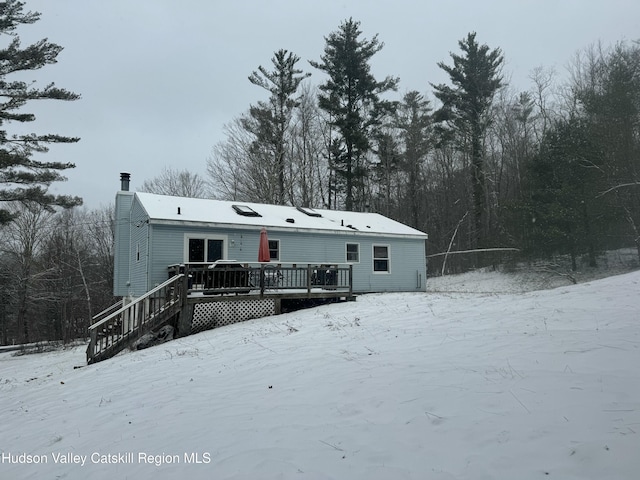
[[90, 300, 124, 325], [86, 274, 184, 364]]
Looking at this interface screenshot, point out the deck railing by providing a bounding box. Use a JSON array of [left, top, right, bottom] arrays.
[[168, 262, 352, 297], [86, 263, 353, 364], [90, 299, 124, 325], [86, 274, 185, 364]]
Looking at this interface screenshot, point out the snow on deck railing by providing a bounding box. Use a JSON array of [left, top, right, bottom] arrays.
[[168, 262, 353, 297], [86, 274, 185, 364], [89, 274, 184, 332], [91, 299, 124, 325]]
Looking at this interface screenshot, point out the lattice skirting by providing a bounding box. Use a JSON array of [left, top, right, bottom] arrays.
[[191, 299, 276, 334]]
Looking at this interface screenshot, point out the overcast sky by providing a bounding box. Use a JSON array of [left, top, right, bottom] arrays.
[[11, 0, 640, 209]]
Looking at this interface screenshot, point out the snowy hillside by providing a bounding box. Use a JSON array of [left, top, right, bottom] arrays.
[[1, 270, 639, 479]]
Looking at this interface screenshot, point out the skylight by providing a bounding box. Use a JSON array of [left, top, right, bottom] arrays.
[[296, 206, 322, 218], [232, 205, 262, 217]]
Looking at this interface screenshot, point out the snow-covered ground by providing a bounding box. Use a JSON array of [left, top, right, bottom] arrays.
[[427, 248, 639, 294], [1, 268, 639, 479]]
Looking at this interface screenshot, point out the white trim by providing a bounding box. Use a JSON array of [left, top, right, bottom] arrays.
[[346, 242, 360, 263], [268, 238, 280, 261], [372, 244, 391, 274], [151, 218, 428, 240], [183, 233, 228, 262]]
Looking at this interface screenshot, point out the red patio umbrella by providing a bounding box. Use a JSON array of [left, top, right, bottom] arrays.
[[258, 227, 270, 262]]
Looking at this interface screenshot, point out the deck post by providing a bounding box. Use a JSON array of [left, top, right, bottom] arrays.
[[87, 326, 97, 362], [307, 264, 312, 294], [260, 263, 265, 297], [349, 264, 353, 297], [177, 265, 192, 337]]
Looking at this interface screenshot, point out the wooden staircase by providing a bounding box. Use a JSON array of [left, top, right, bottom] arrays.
[[86, 263, 354, 365], [86, 274, 185, 364]]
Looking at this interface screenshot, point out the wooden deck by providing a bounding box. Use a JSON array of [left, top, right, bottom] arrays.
[[86, 263, 354, 364], [170, 261, 353, 298]]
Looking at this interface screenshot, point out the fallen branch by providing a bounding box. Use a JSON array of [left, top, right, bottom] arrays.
[[427, 247, 520, 258], [534, 262, 576, 284], [424, 410, 443, 419], [510, 390, 531, 414], [597, 181, 640, 198], [441, 211, 468, 276], [319, 440, 343, 451]]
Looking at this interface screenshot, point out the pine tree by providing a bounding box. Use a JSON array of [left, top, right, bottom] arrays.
[[0, 0, 81, 225], [310, 18, 398, 211], [577, 42, 640, 261], [394, 91, 432, 228], [524, 118, 607, 270], [432, 32, 503, 248], [372, 129, 400, 217], [246, 49, 310, 205]]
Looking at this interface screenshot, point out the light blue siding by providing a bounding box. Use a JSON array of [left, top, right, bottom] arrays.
[[117, 194, 427, 295], [127, 197, 151, 296], [139, 224, 426, 294], [113, 192, 134, 296]]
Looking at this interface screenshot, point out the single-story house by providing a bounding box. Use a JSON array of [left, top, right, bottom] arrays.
[[113, 173, 428, 298]]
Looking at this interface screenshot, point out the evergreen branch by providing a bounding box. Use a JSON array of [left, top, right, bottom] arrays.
[[0, 0, 81, 224], [0, 2, 40, 34], [0, 185, 81, 207], [0, 168, 70, 184]]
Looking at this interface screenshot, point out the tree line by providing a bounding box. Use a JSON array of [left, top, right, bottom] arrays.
[[204, 19, 640, 273], [1, 8, 639, 345], [0, 1, 113, 345], [0, 204, 115, 345]]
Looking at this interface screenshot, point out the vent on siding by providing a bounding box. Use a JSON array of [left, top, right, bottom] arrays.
[[232, 205, 262, 217]]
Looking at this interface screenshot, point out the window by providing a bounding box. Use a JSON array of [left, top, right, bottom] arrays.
[[373, 245, 390, 273], [232, 204, 261, 217], [188, 238, 205, 262], [136, 243, 140, 262], [268, 239, 280, 261], [346, 243, 359, 263], [186, 236, 226, 263]]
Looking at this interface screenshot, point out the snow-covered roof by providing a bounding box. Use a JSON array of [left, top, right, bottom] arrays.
[[134, 192, 428, 238]]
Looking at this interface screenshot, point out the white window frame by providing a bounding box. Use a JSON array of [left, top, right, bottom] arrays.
[[372, 244, 391, 274], [184, 234, 228, 263], [268, 239, 280, 261], [346, 242, 360, 263]]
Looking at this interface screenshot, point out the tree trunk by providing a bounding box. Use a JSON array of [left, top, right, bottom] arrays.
[[471, 121, 486, 249], [345, 145, 354, 211], [18, 280, 30, 344], [581, 198, 597, 268]]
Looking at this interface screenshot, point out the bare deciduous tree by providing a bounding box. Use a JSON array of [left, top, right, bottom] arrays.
[[0, 202, 53, 343], [139, 167, 209, 198]]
